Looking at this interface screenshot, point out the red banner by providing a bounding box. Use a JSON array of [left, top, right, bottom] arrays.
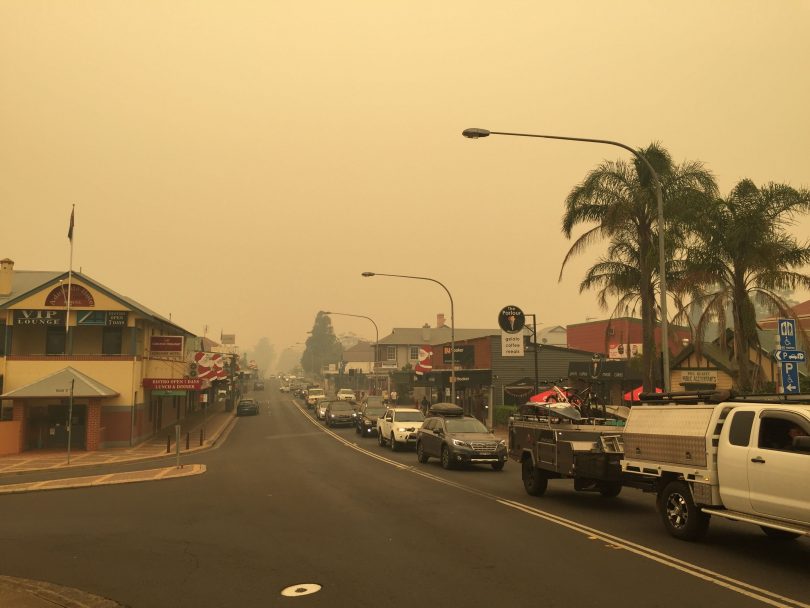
[[143, 378, 202, 390]]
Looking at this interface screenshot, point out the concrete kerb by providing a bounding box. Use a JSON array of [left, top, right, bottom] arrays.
[[0, 575, 126, 608]]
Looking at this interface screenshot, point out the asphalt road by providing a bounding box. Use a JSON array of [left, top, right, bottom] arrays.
[[1, 384, 808, 608]]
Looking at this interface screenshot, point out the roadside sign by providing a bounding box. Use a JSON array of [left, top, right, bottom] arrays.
[[778, 318, 797, 349], [781, 362, 801, 394], [774, 350, 807, 363], [498, 305, 525, 334], [501, 332, 524, 357]]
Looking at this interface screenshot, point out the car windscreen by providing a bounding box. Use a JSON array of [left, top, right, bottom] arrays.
[[365, 407, 386, 417], [394, 411, 425, 422], [445, 417, 488, 433], [331, 402, 353, 411], [309, 389, 324, 395]]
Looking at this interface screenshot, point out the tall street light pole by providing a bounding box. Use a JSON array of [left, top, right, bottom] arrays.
[[462, 127, 671, 392], [323, 311, 379, 382], [362, 272, 457, 404]]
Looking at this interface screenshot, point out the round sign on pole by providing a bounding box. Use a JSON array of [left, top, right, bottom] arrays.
[[498, 305, 525, 334]]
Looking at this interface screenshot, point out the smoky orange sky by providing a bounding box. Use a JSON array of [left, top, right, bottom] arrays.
[[2, 1, 809, 359]]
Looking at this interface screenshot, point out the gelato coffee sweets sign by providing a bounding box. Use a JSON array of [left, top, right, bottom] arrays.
[[498, 305, 525, 333]]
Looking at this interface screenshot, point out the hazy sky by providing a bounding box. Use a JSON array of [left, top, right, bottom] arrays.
[[2, 1, 809, 356]]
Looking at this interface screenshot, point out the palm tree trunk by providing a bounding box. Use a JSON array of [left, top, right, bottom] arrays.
[[732, 279, 752, 393], [638, 237, 657, 392]]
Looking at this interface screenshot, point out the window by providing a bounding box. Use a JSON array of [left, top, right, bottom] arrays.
[[386, 346, 396, 361], [46, 326, 66, 355], [0, 324, 6, 356], [102, 327, 123, 355], [409, 346, 419, 360], [728, 411, 754, 446], [758, 413, 810, 451]]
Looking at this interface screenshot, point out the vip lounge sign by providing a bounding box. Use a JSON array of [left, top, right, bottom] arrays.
[[14, 310, 66, 326]]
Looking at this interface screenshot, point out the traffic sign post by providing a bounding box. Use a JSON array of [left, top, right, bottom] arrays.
[[781, 362, 800, 394], [774, 350, 806, 363], [777, 318, 801, 394], [778, 318, 797, 350]]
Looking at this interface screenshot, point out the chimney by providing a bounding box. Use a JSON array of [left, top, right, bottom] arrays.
[[0, 258, 14, 296], [437, 313, 446, 328]]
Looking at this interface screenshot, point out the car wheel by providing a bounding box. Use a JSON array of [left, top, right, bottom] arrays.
[[390, 433, 398, 452], [491, 460, 505, 471], [441, 445, 453, 470], [417, 441, 429, 463], [658, 480, 710, 541], [378, 431, 385, 447], [522, 457, 548, 496], [597, 481, 622, 498]]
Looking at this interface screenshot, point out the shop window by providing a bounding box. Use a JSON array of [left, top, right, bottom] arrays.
[[46, 326, 66, 355], [102, 327, 123, 355]]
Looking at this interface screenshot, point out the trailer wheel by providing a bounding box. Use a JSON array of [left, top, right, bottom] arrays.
[[597, 481, 622, 498], [760, 526, 800, 541], [659, 481, 710, 541], [522, 457, 548, 496]]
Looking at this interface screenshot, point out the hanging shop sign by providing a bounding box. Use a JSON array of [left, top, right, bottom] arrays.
[[498, 305, 525, 333], [143, 378, 202, 390], [77, 311, 129, 326], [14, 310, 66, 326]]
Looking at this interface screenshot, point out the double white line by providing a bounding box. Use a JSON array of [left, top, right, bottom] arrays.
[[289, 397, 808, 608]]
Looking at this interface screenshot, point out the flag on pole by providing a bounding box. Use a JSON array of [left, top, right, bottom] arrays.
[[67, 206, 75, 242]]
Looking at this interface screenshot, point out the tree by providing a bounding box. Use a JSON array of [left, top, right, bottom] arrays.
[[303, 312, 344, 377], [248, 337, 275, 374], [678, 179, 810, 392], [561, 143, 717, 391]]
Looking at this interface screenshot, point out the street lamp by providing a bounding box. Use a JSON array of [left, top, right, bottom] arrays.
[[362, 272, 457, 404], [462, 127, 671, 392], [323, 311, 379, 376]]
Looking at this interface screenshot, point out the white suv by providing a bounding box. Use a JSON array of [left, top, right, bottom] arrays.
[[306, 388, 326, 408], [336, 389, 356, 401], [377, 407, 425, 451]]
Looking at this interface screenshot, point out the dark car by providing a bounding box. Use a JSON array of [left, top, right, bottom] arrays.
[[324, 400, 355, 427], [355, 403, 387, 437], [253, 381, 265, 391], [416, 403, 506, 470], [236, 399, 260, 416]]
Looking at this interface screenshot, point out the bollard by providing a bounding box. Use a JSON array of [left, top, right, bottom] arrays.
[[199, 428, 204, 446], [166, 433, 171, 453], [186, 432, 190, 450]]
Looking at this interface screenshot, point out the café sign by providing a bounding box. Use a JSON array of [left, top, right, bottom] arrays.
[[681, 369, 718, 384], [149, 336, 184, 356], [77, 311, 129, 326], [14, 310, 66, 326], [143, 378, 202, 390]]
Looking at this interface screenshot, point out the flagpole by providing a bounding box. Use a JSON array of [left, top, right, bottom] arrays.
[[67, 378, 75, 464], [66, 204, 75, 350]]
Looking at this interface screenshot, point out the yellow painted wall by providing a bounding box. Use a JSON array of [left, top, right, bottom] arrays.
[[4, 359, 136, 406]]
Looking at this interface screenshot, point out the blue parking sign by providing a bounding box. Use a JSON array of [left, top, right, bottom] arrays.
[[778, 318, 797, 349], [781, 362, 801, 394]]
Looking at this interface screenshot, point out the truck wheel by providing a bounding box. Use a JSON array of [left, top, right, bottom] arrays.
[[597, 481, 622, 498], [522, 458, 548, 496], [441, 446, 454, 470], [491, 460, 505, 471], [417, 442, 429, 463], [390, 434, 398, 452], [378, 431, 385, 447], [659, 481, 710, 541], [760, 526, 800, 541]]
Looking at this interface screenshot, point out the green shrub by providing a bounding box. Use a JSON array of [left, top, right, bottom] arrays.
[[494, 405, 518, 426]]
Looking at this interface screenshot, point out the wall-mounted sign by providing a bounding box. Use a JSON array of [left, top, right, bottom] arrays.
[[442, 344, 475, 367], [149, 336, 184, 356], [221, 334, 236, 345], [14, 310, 66, 326], [498, 305, 525, 333], [608, 343, 643, 359], [44, 284, 95, 307], [680, 369, 718, 384], [143, 378, 202, 390], [77, 311, 129, 326]]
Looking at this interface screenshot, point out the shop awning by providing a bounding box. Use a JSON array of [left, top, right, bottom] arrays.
[[0, 366, 119, 399]]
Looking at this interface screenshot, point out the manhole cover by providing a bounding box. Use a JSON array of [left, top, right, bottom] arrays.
[[281, 583, 322, 597]]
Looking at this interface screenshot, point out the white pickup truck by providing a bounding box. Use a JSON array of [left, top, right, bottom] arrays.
[[622, 397, 810, 541]]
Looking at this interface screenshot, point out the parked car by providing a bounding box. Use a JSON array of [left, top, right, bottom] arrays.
[[279, 384, 290, 393], [325, 400, 356, 427], [337, 388, 357, 401], [253, 381, 265, 391], [377, 407, 425, 451], [315, 400, 330, 420], [236, 399, 260, 416], [355, 403, 387, 437], [416, 403, 506, 470]]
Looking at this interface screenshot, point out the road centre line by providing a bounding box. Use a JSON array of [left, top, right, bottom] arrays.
[[287, 397, 808, 608]]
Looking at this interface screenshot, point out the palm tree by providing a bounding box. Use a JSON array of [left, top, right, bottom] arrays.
[[561, 143, 716, 391], [679, 179, 810, 392]]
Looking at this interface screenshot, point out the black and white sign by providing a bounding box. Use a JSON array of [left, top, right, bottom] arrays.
[[498, 305, 525, 334]]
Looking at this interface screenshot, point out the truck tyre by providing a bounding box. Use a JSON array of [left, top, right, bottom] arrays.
[[491, 459, 505, 471], [760, 526, 800, 541], [659, 480, 710, 541], [417, 442, 429, 463], [441, 446, 454, 470], [522, 458, 548, 496], [597, 481, 622, 498], [390, 433, 398, 452], [378, 431, 385, 447]]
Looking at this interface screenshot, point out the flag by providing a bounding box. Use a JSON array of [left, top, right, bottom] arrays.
[[67, 207, 75, 242]]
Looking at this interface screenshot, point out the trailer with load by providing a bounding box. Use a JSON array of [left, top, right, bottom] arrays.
[[509, 392, 810, 541]]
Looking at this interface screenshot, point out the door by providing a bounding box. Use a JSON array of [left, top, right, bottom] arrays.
[[747, 411, 810, 522]]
